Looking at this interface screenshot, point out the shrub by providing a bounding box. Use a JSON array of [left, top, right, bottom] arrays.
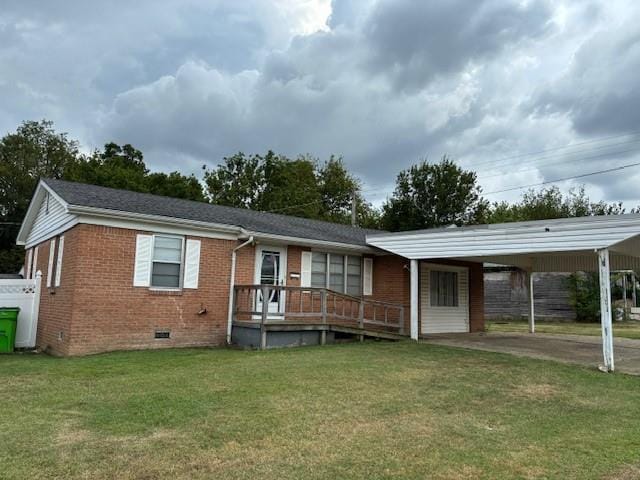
[[566, 272, 601, 322]]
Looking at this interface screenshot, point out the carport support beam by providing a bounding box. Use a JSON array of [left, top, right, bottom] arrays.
[[410, 259, 419, 340], [597, 248, 615, 372], [526, 270, 535, 334]]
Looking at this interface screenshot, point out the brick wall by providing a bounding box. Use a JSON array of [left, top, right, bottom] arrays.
[[31, 230, 80, 355]]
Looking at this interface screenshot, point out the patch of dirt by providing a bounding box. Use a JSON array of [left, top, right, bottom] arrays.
[[511, 383, 558, 400], [55, 420, 91, 446], [603, 464, 640, 480]]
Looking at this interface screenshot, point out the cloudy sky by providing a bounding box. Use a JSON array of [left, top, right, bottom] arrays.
[[2, 0, 640, 206]]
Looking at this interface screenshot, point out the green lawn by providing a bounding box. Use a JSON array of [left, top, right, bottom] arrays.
[[2, 342, 640, 479], [487, 319, 640, 339]]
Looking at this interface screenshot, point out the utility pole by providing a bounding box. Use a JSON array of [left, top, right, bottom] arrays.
[[351, 189, 357, 227]]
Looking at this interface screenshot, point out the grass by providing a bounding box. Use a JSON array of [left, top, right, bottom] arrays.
[[2, 342, 640, 479], [487, 319, 640, 340]]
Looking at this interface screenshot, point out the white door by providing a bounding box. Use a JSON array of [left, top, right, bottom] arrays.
[[420, 263, 469, 334], [255, 246, 287, 317]]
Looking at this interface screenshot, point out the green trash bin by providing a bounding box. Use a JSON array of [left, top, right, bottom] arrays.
[[0, 307, 20, 353]]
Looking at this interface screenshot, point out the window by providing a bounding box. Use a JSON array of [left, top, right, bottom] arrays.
[[346, 256, 362, 296], [311, 252, 327, 288], [151, 235, 184, 288], [329, 254, 344, 292], [310, 252, 362, 295], [430, 270, 458, 307]]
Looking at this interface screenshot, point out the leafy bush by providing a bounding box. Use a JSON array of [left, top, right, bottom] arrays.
[[566, 272, 601, 322]]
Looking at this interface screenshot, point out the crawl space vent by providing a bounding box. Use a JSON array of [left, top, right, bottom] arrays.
[[154, 330, 170, 339]]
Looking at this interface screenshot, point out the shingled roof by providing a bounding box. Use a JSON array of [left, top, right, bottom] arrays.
[[44, 178, 382, 246]]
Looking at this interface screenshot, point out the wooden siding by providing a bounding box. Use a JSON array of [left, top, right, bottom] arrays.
[[26, 192, 76, 247], [420, 263, 469, 334]]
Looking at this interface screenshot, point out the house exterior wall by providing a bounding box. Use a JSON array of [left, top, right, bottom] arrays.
[[420, 259, 484, 334], [30, 230, 80, 355], [30, 222, 481, 356]]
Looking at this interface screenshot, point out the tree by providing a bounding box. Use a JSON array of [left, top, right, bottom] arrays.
[[203, 152, 265, 208], [485, 186, 625, 224], [381, 156, 488, 231], [0, 120, 80, 273], [67, 142, 205, 201], [203, 151, 376, 226]]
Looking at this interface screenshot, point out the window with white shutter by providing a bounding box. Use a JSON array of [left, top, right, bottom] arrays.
[[183, 239, 201, 289], [46, 238, 56, 288], [54, 236, 64, 287], [300, 251, 312, 287], [363, 257, 373, 296], [133, 234, 153, 287]]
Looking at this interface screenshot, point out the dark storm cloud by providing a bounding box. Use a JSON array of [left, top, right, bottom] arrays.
[[363, 0, 553, 91], [2, 0, 640, 206]]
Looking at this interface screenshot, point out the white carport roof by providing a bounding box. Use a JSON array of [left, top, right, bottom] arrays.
[[366, 214, 640, 272]]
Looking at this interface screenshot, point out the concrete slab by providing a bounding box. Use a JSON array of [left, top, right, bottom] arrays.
[[423, 332, 640, 375]]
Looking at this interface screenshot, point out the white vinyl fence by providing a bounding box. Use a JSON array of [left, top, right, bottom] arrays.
[[0, 272, 41, 348]]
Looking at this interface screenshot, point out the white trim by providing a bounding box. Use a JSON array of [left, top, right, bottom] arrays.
[[227, 236, 254, 344], [17, 180, 72, 245], [26, 249, 33, 280], [32, 246, 39, 280], [410, 259, 419, 340]]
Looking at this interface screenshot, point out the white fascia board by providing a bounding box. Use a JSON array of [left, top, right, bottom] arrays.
[[16, 180, 71, 245], [72, 208, 242, 240], [246, 231, 378, 254]]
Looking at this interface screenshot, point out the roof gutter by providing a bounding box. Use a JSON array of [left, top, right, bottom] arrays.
[[227, 235, 254, 344]]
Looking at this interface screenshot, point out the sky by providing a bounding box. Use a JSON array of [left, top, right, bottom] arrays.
[[2, 0, 640, 207]]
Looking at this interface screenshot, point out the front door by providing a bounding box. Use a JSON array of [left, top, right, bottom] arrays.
[[255, 246, 287, 317]]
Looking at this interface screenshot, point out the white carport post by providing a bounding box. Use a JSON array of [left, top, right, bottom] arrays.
[[597, 248, 615, 372], [410, 259, 419, 340], [526, 270, 535, 334]]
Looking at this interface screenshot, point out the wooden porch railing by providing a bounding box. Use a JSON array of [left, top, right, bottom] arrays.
[[232, 284, 405, 342]]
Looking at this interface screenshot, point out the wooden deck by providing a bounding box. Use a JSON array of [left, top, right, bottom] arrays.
[[231, 285, 407, 349]]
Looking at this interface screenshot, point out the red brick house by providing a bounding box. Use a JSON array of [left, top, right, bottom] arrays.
[[16, 179, 484, 356]]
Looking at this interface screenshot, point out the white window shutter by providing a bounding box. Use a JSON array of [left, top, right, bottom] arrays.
[[54, 236, 64, 287], [301, 251, 312, 287], [363, 257, 373, 296], [26, 249, 33, 280], [183, 239, 201, 289], [46, 238, 56, 288], [133, 234, 153, 287], [32, 246, 39, 278]]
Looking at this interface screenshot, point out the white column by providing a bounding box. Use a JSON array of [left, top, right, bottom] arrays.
[[597, 249, 614, 372], [527, 271, 535, 334], [410, 259, 419, 340]]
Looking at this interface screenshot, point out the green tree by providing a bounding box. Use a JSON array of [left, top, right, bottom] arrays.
[[0, 120, 80, 273], [485, 186, 625, 224], [204, 151, 377, 226], [381, 156, 487, 231], [203, 152, 265, 208], [67, 142, 205, 201]]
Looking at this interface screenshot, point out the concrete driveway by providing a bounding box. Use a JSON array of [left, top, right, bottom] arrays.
[[424, 332, 640, 375]]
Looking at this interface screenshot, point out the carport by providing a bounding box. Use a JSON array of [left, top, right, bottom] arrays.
[[367, 214, 640, 372]]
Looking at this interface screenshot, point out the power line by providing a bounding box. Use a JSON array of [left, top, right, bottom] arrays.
[[483, 161, 640, 196], [459, 129, 640, 169], [477, 145, 640, 180], [473, 137, 640, 175]]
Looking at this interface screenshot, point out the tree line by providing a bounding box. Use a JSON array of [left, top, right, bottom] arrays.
[[0, 119, 630, 272]]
